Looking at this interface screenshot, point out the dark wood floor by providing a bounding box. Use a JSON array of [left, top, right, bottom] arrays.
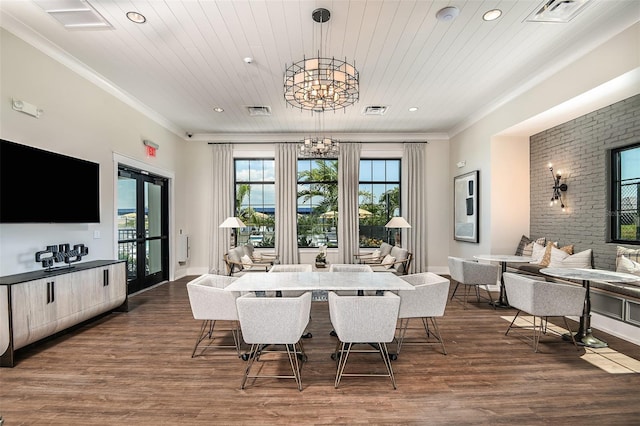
[[2, 275, 640, 425]]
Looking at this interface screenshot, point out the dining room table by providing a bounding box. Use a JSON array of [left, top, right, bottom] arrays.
[[224, 271, 416, 294], [473, 254, 532, 308], [539, 267, 639, 348]]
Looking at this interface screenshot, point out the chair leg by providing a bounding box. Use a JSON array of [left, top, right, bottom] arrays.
[[285, 343, 303, 391], [379, 342, 397, 390], [484, 285, 495, 309], [505, 310, 522, 336], [428, 317, 447, 355], [335, 342, 352, 388], [450, 282, 460, 301], [191, 320, 212, 358], [241, 343, 260, 389], [563, 317, 580, 351], [533, 316, 542, 353], [396, 318, 410, 355]]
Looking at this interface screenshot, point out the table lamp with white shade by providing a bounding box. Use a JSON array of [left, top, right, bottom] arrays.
[[385, 216, 411, 247], [219, 216, 246, 248]]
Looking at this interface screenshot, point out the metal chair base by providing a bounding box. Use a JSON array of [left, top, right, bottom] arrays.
[[450, 282, 495, 310], [505, 311, 579, 352], [191, 320, 242, 357], [396, 317, 447, 355], [333, 341, 396, 389], [241, 341, 307, 391]]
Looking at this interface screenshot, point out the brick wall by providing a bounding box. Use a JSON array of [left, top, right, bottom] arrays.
[[529, 94, 640, 270]]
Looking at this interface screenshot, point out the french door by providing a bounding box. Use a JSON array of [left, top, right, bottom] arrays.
[[117, 166, 169, 294]]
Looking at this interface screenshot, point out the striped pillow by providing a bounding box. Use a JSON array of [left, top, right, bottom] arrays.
[[521, 237, 546, 257], [617, 246, 640, 268]]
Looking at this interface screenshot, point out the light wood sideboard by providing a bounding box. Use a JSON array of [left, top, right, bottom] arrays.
[[0, 260, 127, 367]]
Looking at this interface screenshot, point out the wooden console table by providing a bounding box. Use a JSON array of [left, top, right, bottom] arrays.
[[0, 260, 127, 367]]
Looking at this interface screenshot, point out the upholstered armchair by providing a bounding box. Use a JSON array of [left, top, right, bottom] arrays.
[[223, 245, 271, 276], [236, 292, 312, 391], [503, 272, 586, 352], [369, 247, 413, 275], [396, 272, 450, 355], [353, 242, 393, 264], [328, 291, 401, 389], [186, 274, 242, 357], [447, 256, 498, 309]]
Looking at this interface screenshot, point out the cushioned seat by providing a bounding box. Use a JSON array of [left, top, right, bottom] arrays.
[[369, 247, 412, 275], [186, 274, 242, 357], [503, 272, 586, 352], [396, 273, 450, 355], [448, 256, 498, 309], [328, 291, 401, 389], [236, 292, 312, 391]]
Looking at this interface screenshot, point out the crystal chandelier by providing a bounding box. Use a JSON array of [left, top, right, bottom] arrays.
[[284, 8, 359, 112], [298, 136, 339, 158]]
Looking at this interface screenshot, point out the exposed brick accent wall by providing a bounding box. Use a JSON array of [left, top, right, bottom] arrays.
[[529, 94, 640, 270]]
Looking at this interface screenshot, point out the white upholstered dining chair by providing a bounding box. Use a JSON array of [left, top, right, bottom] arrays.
[[328, 291, 401, 389], [396, 272, 450, 355], [236, 292, 312, 391], [186, 274, 242, 357], [503, 272, 586, 352], [448, 256, 498, 309]]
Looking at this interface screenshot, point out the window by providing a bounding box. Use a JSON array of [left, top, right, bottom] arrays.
[[234, 159, 275, 248], [611, 143, 640, 244], [297, 159, 338, 247], [359, 159, 401, 247]]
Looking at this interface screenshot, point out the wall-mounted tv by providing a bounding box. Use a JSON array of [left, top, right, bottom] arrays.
[[0, 139, 100, 223]]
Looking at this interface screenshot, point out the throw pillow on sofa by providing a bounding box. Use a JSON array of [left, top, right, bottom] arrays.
[[382, 254, 396, 269], [617, 255, 640, 278], [516, 236, 546, 257], [548, 248, 593, 268], [617, 246, 640, 268], [539, 243, 573, 267]]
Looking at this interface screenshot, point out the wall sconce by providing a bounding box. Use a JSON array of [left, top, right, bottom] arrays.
[[548, 164, 568, 212]]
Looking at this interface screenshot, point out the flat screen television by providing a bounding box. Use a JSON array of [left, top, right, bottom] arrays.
[[0, 139, 100, 223]]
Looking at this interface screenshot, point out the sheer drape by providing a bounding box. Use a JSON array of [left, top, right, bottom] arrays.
[[210, 144, 233, 274], [275, 143, 300, 264], [403, 143, 428, 273], [338, 143, 361, 263]]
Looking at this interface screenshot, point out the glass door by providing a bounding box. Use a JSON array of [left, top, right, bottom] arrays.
[[117, 167, 169, 294]]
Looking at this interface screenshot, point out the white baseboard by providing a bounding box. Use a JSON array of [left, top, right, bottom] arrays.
[[591, 312, 640, 346]]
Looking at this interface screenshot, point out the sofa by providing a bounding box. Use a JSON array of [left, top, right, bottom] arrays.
[[507, 235, 640, 327]]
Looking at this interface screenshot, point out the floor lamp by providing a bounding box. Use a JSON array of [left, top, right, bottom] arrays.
[[385, 216, 411, 247], [219, 216, 246, 248]]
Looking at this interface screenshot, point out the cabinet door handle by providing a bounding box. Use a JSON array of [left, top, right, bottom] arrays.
[[51, 281, 55, 303], [47, 282, 51, 304], [103, 269, 109, 286]]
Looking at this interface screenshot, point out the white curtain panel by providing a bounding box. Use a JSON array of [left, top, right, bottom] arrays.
[[338, 143, 362, 263], [275, 143, 300, 264], [403, 143, 428, 273], [210, 144, 233, 274]]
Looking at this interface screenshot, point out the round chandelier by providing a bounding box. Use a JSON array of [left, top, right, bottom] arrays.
[[284, 8, 359, 112], [298, 136, 339, 158]]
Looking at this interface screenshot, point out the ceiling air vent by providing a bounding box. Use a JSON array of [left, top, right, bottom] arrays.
[[526, 0, 592, 23], [34, 0, 113, 30], [247, 106, 272, 116], [362, 105, 388, 116]]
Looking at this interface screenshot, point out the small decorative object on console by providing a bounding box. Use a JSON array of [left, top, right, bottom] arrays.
[[35, 243, 89, 271], [316, 244, 327, 268]]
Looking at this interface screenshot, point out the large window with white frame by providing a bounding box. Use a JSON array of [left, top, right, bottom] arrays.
[[611, 143, 640, 244], [359, 159, 401, 247], [234, 159, 275, 248]]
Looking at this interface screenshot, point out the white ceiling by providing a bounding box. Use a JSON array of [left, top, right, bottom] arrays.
[[1, 0, 638, 142]]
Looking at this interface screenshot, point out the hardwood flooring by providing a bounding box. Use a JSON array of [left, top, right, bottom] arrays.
[[2, 275, 640, 425]]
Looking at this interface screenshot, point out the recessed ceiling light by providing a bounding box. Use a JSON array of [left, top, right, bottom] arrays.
[[213, 107, 224, 113], [243, 57, 253, 64], [126, 11, 146, 24], [483, 9, 502, 21], [408, 107, 419, 112]]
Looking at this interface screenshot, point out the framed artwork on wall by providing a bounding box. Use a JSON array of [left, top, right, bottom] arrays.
[[454, 170, 479, 243]]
